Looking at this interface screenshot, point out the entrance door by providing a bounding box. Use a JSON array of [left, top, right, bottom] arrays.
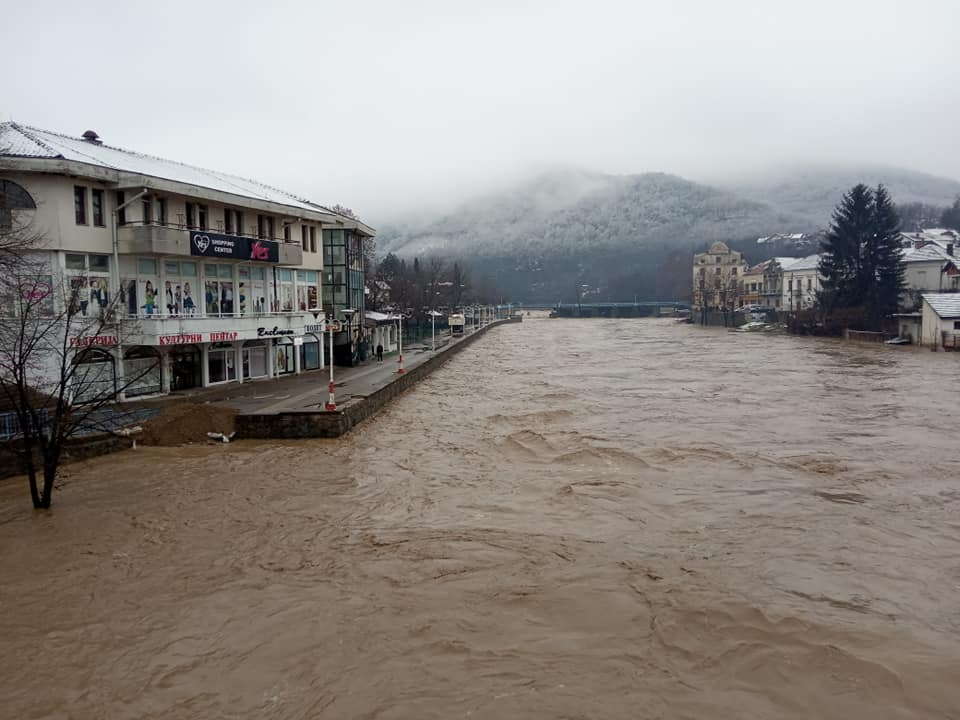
[[170, 345, 201, 391]]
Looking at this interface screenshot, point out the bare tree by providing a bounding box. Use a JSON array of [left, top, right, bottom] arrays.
[[0, 243, 156, 509], [328, 204, 358, 220]]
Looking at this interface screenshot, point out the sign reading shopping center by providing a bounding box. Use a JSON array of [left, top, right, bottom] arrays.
[[190, 231, 279, 263]]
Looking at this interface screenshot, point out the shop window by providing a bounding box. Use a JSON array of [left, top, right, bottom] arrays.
[[66, 253, 112, 317], [296, 270, 318, 311], [207, 344, 237, 384], [123, 347, 161, 397], [203, 263, 235, 317], [276, 339, 296, 374], [300, 334, 321, 370], [242, 340, 268, 380], [279, 268, 294, 312], [71, 349, 116, 404]]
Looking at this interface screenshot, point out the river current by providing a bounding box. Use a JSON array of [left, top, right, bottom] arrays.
[[1, 317, 959, 719]]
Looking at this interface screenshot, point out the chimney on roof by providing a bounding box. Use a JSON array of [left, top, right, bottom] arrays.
[[915, 239, 926, 249], [81, 130, 102, 145]]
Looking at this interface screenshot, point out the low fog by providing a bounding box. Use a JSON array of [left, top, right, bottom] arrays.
[[2, 0, 958, 223]]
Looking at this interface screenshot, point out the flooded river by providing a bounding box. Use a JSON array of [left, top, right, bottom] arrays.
[[2, 318, 959, 719]]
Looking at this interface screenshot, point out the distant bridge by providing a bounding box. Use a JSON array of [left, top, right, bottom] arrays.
[[499, 300, 690, 317]]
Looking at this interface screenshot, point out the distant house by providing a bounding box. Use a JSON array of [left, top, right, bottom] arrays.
[[781, 255, 822, 312], [920, 294, 960, 350], [691, 241, 747, 323], [900, 244, 958, 299], [759, 257, 798, 309]]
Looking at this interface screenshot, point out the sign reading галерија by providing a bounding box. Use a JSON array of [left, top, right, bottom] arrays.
[[190, 231, 279, 263]]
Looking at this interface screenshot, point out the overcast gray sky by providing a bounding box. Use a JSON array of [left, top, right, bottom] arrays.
[[3, 0, 958, 224]]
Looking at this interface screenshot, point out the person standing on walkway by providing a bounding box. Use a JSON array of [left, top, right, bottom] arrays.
[[376, 343, 384, 362]]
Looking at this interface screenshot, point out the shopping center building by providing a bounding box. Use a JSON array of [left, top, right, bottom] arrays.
[[0, 122, 374, 399]]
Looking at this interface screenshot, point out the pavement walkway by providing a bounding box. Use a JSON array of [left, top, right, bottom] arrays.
[[141, 325, 494, 416]]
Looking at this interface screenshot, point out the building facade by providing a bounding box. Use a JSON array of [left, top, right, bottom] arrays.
[[920, 294, 960, 349], [0, 122, 374, 399], [691, 241, 747, 323], [781, 255, 821, 312]]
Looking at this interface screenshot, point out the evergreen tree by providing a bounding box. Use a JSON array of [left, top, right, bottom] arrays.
[[942, 196, 960, 231], [818, 184, 874, 312], [867, 185, 905, 326], [817, 183, 906, 331]]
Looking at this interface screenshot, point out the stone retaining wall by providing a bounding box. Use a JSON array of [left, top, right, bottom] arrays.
[[236, 320, 507, 439]]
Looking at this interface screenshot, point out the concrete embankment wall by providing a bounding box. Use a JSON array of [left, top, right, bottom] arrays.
[[236, 319, 514, 439]]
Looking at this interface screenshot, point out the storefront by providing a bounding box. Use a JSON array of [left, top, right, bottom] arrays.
[[242, 340, 268, 380], [299, 333, 321, 370], [207, 342, 237, 384], [275, 337, 296, 375], [170, 344, 202, 391], [123, 346, 162, 397], [70, 348, 116, 404]]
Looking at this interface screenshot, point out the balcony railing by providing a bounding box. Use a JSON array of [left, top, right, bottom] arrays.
[[118, 219, 303, 246]]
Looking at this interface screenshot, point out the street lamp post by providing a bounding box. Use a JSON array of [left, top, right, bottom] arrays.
[[325, 317, 338, 410], [397, 313, 404, 374]]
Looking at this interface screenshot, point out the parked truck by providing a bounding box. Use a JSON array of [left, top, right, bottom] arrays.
[[448, 313, 465, 336]]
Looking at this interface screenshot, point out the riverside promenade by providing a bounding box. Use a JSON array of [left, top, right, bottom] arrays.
[[198, 318, 514, 438]]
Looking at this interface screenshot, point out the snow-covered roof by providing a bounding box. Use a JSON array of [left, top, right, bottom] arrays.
[[922, 293, 960, 318], [900, 244, 954, 263], [783, 254, 821, 272], [0, 122, 367, 227], [899, 228, 959, 248]]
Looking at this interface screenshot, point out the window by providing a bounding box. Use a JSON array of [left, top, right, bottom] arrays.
[[74, 186, 87, 224], [788, 280, 793, 292], [715, 256, 721, 263], [257, 214, 265, 239], [715, 267, 721, 275], [301, 226, 308, 250], [279, 268, 294, 311], [310, 226, 317, 253], [235, 211, 243, 236], [115, 191, 127, 225], [203, 263, 235, 317], [198, 204, 208, 231], [731, 267, 737, 276], [296, 270, 319, 311], [92, 189, 105, 226], [66, 253, 111, 317], [284, 224, 291, 242], [0, 179, 36, 228], [186, 202, 196, 229], [142, 196, 152, 224], [156, 197, 167, 225], [266, 216, 274, 240], [807, 278, 812, 290], [224, 208, 232, 234]]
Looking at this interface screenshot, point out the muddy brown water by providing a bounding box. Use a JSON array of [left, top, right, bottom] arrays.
[[2, 318, 959, 719]]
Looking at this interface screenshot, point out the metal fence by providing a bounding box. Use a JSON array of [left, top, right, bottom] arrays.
[[0, 409, 49, 441]]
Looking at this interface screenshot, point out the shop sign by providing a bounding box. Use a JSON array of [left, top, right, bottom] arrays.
[[159, 333, 203, 346], [70, 335, 118, 348], [304, 323, 325, 333], [189, 231, 279, 263], [293, 337, 303, 346], [209, 331, 239, 342], [257, 326, 295, 337]]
